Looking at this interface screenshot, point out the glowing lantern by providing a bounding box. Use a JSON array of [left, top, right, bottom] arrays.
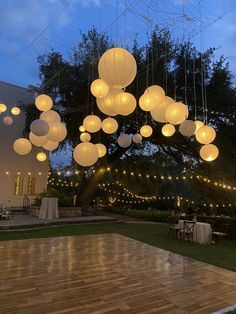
[[80, 132, 91, 142], [162, 124, 175, 137], [150, 96, 174, 122], [95, 143, 107, 157], [133, 133, 142, 144], [90, 79, 109, 98], [96, 87, 122, 116], [98, 47, 137, 88], [195, 125, 216, 144], [195, 120, 204, 133], [29, 132, 48, 147], [179, 120, 196, 137], [200, 144, 219, 161], [145, 85, 165, 105], [43, 140, 59, 151], [40, 110, 61, 124], [35, 94, 53, 111], [83, 115, 101, 133], [139, 93, 157, 111], [140, 125, 153, 138], [0, 103, 7, 112], [47, 121, 67, 142], [101, 117, 118, 134], [113, 92, 136, 116], [11, 107, 20, 115], [3, 116, 13, 125], [165, 102, 188, 125], [73, 142, 98, 167], [36, 152, 47, 162], [30, 119, 49, 136], [79, 125, 86, 132], [118, 134, 132, 148], [13, 138, 32, 155]]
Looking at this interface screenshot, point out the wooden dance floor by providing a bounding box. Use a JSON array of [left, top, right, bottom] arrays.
[[0, 234, 236, 313]]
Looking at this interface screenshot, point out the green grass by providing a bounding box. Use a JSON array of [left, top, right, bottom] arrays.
[[1, 222, 236, 272]]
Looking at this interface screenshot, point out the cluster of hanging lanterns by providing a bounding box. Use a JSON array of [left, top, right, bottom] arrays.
[[0, 103, 21, 126]]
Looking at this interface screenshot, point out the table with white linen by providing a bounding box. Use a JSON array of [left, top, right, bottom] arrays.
[[39, 197, 59, 219], [178, 220, 212, 244]]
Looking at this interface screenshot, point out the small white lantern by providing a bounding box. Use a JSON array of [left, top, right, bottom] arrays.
[[179, 120, 196, 136], [132, 133, 142, 144], [200, 144, 219, 161], [96, 87, 122, 116], [83, 115, 101, 133], [73, 142, 98, 167], [118, 134, 132, 148], [113, 92, 136, 116], [195, 120, 204, 133], [0, 103, 7, 113], [30, 119, 49, 136], [80, 132, 91, 142], [140, 124, 153, 138], [95, 143, 107, 157], [102, 117, 118, 134], [90, 79, 109, 99], [79, 125, 86, 132], [40, 110, 61, 124], [150, 96, 174, 122], [36, 152, 47, 162], [145, 85, 165, 105], [43, 140, 59, 151], [11, 107, 21, 115], [13, 138, 32, 155], [195, 125, 216, 144], [47, 121, 67, 142], [165, 102, 189, 125], [29, 132, 48, 147], [3, 116, 13, 125], [139, 93, 157, 111], [35, 94, 53, 112], [162, 124, 175, 137]]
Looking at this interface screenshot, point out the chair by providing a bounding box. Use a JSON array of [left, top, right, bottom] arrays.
[[179, 220, 196, 242], [168, 216, 180, 238], [212, 223, 229, 245]]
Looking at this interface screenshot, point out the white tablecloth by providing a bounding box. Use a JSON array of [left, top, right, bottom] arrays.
[[178, 220, 212, 244], [39, 197, 59, 220]]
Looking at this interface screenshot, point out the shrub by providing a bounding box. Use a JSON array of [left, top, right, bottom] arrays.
[[34, 188, 74, 207]]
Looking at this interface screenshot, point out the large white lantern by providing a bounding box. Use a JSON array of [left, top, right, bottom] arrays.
[[29, 132, 48, 147], [140, 124, 153, 138], [133, 133, 142, 144], [200, 144, 219, 161], [73, 142, 98, 167], [13, 138, 32, 155], [150, 96, 174, 122], [36, 152, 47, 162], [95, 143, 107, 157], [165, 102, 188, 125], [98, 47, 137, 88], [113, 92, 136, 116], [96, 87, 122, 116], [139, 93, 157, 111], [90, 79, 109, 99], [3, 116, 13, 125], [0, 103, 7, 113], [145, 85, 165, 105], [40, 110, 61, 124], [118, 134, 132, 148], [102, 117, 118, 134], [43, 140, 59, 151], [35, 94, 53, 111], [195, 125, 216, 144], [47, 121, 67, 142], [162, 124, 175, 137], [11, 107, 21, 115], [179, 120, 196, 137], [83, 115, 101, 133], [195, 120, 204, 133], [80, 132, 91, 142], [30, 119, 49, 136]]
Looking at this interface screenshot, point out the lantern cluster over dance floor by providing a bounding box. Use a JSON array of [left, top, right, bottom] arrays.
[[0, 103, 21, 125]]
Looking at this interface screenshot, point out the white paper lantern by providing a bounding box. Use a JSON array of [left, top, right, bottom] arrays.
[[40, 110, 61, 124], [162, 124, 175, 137], [101, 117, 118, 134], [47, 121, 67, 142], [165, 102, 189, 125], [80, 132, 91, 142], [11, 107, 20, 115], [29, 132, 48, 147], [195, 125, 216, 144], [13, 138, 32, 155], [133, 133, 142, 144], [90, 79, 109, 99], [98, 47, 137, 88], [79, 125, 86, 132], [179, 120, 196, 137], [73, 142, 98, 167], [35, 94, 53, 111], [83, 115, 101, 133], [43, 140, 59, 151], [145, 85, 165, 105], [96, 87, 122, 117], [113, 92, 136, 116], [30, 119, 49, 136], [150, 96, 174, 122], [139, 93, 157, 111], [0, 103, 7, 113], [140, 125, 153, 138], [118, 134, 132, 148], [200, 144, 219, 161], [36, 152, 47, 162], [195, 120, 204, 133], [3, 116, 13, 125], [95, 143, 107, 158]]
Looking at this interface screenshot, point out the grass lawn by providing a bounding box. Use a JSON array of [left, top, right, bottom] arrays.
[[0, 222, 236, 272]]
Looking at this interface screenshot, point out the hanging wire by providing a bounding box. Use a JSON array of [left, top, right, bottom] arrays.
[[192, 49, 197, 120], [124, 0, 127, 48], [182, 0, 188, 106], [98, 0, 102, 59], [164, 32, 168, 94], [136, 71, 139, 132], [172, 19, 177, 101], [116, 0, 118, 45], [199, 0, 206, 123]]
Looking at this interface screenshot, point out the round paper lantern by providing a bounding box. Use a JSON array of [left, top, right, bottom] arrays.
[[195, 125, 216, 144], [195, 120, 204, 133], [139, 93, 157, 111], [95, 143, 107, 158], [140, 125, 153, 138], [47, 121, 67, 142], [133, 133, 142, 144], [3, 116, 13, 125], [165, 102, 189, 125], [79, 125, 86, 132], [83, 115, 101, 133], [98, 47, 137, 88], [0, 103, 7, 113], [150, 96, 174, 122], [162, 124, 175, 137], [113, 92, 136, 116], [80, 132, 91, 142], [179, 120, 196, 137], [35, 94, 53, 111], [73, 142, 98, 167], [90, 79, 109, 99], [96, 87, 122, 116], [36, 152, 47, 162], [200, 144, 219, 161], [29, 132, 48, 147], [118, 134, 132, 148], [145, 85, 165, 105], [13, 138, 32, 155], [11, 107, 20, 115], [43, 140, 59, 151], [101, 117, 118, 134], [30, 119, 49, 136], [40, 110, 61, 124]]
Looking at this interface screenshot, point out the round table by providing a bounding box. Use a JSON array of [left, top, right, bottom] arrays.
[[39, 197, 59, 220], [178, 220, 212, 244]]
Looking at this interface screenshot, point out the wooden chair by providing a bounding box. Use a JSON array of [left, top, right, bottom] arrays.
[[168, 216, 180, 238], [179, 220, 196, 242], [212, 223, 230, 245]]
